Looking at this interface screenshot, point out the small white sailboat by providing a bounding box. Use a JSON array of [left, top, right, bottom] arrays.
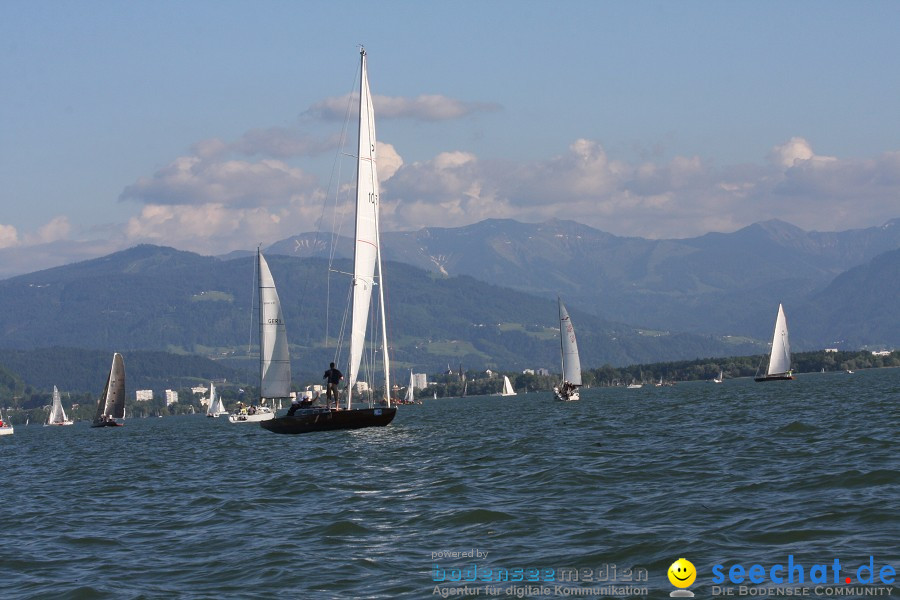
[[0, 407, 13, 436], [263, 48, 396, 434], [713, 370, 724, 384], [755, 303, 794, 382], [206, 382, 228, 418], [229, 250, 285, 424], [500, 375, 517, 396], [402, 369, 416, 404], [46, 385, 74, 426], [554, 297, 582, 401], [92, 353, 126, 427]]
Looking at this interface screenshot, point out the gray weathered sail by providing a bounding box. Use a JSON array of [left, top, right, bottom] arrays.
[[258, 250, 292, 400], [559, 298, 582, 386]]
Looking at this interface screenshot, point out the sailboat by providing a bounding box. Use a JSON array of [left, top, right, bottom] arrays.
[[713, 370, 724, 384], [553, 297, 582, 401], [46, 386, 74, 426], [402, 369, 415, 404], [500, 375, 517, 396], [263, 48, 396, 434], [755, 303, 794, 382], [205, 382, 228, 418], [92, 352, 126, 427], [230, 250, 285, 423], [0, 407, 13, 436]]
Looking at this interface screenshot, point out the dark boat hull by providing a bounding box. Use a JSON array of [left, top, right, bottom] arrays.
[[754, 374, 795, 382], [91, 420, 124, 427], [260, 407, 397, 434]]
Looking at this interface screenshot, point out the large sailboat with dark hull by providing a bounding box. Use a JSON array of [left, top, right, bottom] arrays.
[[262, 48, 396, 434]]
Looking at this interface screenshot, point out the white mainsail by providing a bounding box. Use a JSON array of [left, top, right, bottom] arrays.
[[47, 385, 73, 425], [95, 353, 126, 421], [346, 47, 390, 408], [404, 370, 415, 403], [559, 298, 582, 386], [501, 375, 516, 396], [206, 381, 226, 416], [766, 303, 792, 376], [258, 250, 291, 400]]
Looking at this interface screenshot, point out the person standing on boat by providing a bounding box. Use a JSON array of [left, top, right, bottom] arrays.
[[323, 362, 344, 408]]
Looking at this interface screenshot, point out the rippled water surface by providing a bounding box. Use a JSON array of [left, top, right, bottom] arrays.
[[2, 369, 898, 599]]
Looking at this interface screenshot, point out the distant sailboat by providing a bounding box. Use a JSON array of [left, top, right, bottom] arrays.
[[713, 370, 724, 384], [403, 370, 415, 404], [554, 297, 582, 401], [0, 407, 13, 436], [46, 386, 74, 426], [206, 382, 228, 418], [229, 250, 284, 423], [500, 375, 516, 396], [92, 353, 126, 427], [263, 48, 396, 434], [755, 303, 794, 382]]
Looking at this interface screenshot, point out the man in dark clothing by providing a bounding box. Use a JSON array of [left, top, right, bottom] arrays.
[[323, 362, 344, 408], [287, 398, 301, 416]]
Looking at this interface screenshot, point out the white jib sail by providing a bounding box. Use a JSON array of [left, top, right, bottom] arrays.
[[258, 251, 291, 399], [559, 298, 582, 386], [767, 303, 791, 376]]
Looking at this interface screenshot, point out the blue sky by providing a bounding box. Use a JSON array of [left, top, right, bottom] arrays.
[[2, 1, 899, 277]]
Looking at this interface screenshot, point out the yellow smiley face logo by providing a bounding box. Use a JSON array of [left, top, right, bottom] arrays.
[[668, 558, 696, 588]]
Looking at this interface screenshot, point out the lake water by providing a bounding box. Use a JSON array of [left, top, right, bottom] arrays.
[[2, 368, 898, 599]]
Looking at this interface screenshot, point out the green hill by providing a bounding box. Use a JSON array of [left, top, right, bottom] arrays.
[[0, 245, 762, 379]]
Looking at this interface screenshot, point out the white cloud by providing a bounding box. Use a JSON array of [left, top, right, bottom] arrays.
[[29, 216, 72, 244], [0, 216, 71, 249], [6, 133, 900, 279], [377, 142, 403, 181], [120, 156, 317, 208], [381, 137, 900, 238], [122, 201, 328, 256], [0, 224, 18, 249], [306, 94, 501, 121], [769, 136, 837, 168]]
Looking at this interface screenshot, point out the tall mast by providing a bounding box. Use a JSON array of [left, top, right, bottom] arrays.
[[558, 298, 566, 383], [257, 247, 264, 400]]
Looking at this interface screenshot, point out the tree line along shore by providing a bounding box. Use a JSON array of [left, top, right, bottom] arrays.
[[2, 349, 896, 425]]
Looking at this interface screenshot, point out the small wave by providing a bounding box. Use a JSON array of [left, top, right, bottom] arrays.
[[319, 519, 376, 535], [444, 508, 515, 525], [777, 420, 818, 433]]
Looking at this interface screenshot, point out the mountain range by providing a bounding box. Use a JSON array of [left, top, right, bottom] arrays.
[[267, 216, 900, 346], [0, 218, 897, 383]]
